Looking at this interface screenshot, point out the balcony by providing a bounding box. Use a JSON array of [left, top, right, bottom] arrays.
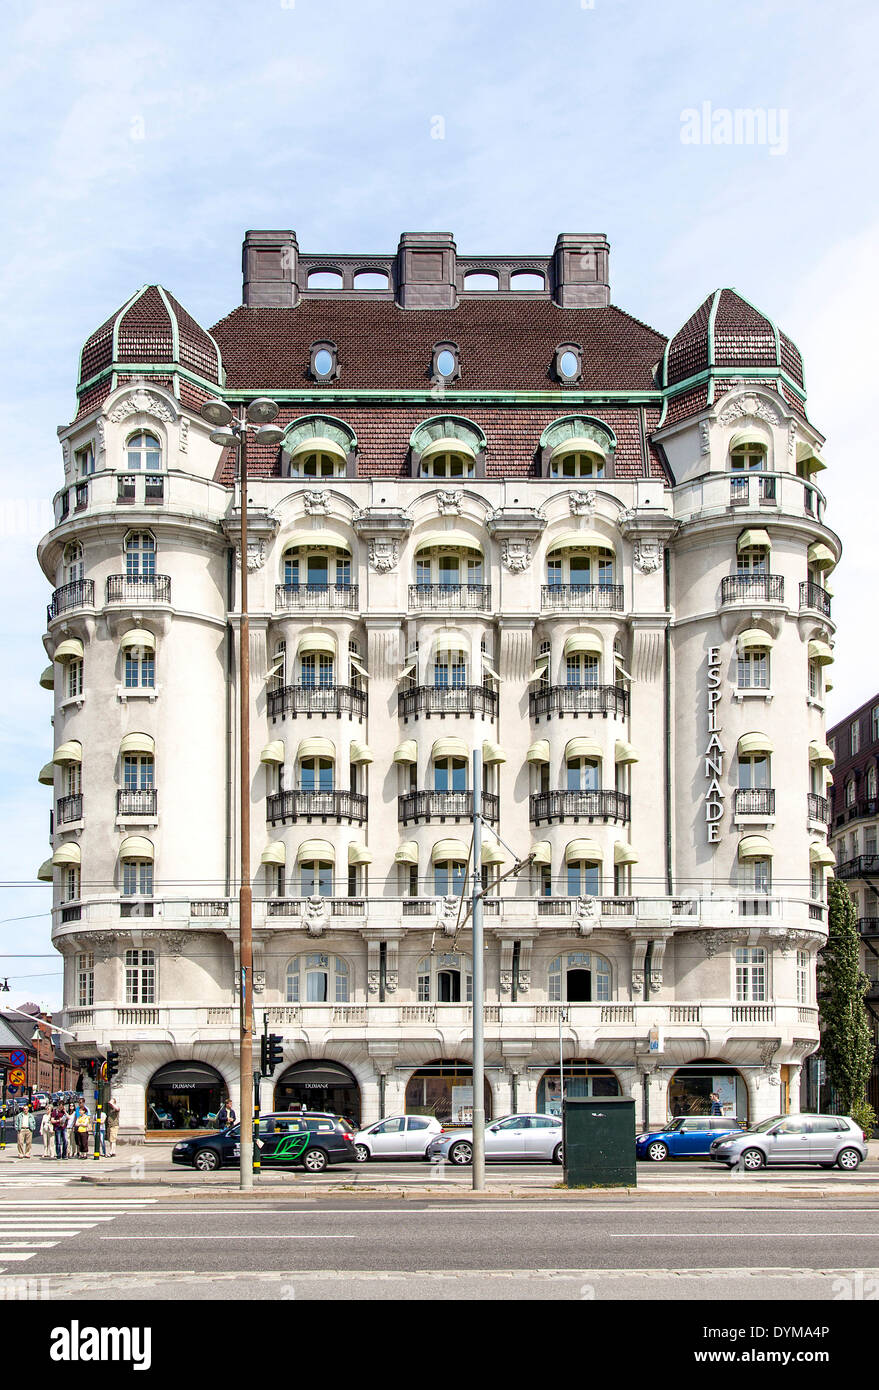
[[106, 575, 171, 605], [399, 790, 499, 824], [730, 475, 778, 507], [799, 580, 832, 619], [56, 794, 83, 825], [266, 789, 367, 824], [807, 793, 831, 825], [117, 789, 158, 817], [399, 685, 498, 721], [835, 799, 879, 829], [836, 855, 879, 880], [47, 579, 94, 623], [275, 583, 359, 612], [720, 574, 784, 605], [409, 583, 492, 612], [541, 583, 624, 612], [733, 788, 775, 817], [530, 684, 629, 720], [268, 684, 367, 721], [530, 789, 630, 824], [858, 918, 879, 937]]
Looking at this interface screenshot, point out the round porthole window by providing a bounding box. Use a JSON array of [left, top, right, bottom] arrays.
[[559, 350, 579, 379], [314, 348, 335, 377], [436, 349, 457, 378]]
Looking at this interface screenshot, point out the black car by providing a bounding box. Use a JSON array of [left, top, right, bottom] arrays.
[[172, 1112, 357, 1173]]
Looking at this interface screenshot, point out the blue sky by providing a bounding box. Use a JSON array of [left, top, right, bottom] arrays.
[[1, 0, 877, 1008]]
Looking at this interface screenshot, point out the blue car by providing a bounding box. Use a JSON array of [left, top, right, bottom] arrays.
[[636, 1115, 746, 1161]]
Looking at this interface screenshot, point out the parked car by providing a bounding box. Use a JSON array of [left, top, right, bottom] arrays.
[[636, 1115, 746, 1161], [354, 1114, 442, 1161], [709, 1113, 867, 1170], [427, 1113, 564, 1165], [172, 1112, 357, 1173]]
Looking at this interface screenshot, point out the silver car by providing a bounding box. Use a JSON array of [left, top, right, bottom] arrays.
[[354, 1114, 442, 1161], [709, 1112, 867, 1171], [427, 1113, 564, 1165]]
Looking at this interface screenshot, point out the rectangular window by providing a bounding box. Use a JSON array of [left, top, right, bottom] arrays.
[[75, 446, 95, 477], [63, 867, 80, 903], [125, 948, 155, 1005], [122, 860, 153, 897], [567, 862, 600, 897], [737, 651, 769, 689], [808, 661, 821, 700], [735, 946, 766, 1001], [76, 952, 94, 1007], [335, 556, 351, 587], [797, 950, 808, 1004], [66, 659, 83, 699], [852, 722, 861, 755], [124, 652, 155, 688]]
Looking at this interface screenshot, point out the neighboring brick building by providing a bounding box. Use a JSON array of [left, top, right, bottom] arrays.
[[39, 230, 839, 1137], [0, 1005, 75, 1098]]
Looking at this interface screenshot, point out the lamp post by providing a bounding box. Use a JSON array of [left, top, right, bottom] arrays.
[[200, 396, 283, 1191], [471, 746, 485, 1191]]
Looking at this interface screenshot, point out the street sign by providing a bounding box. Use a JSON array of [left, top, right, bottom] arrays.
[[9, 1050, 25, 1068], [6, 1085, 18, 1096], [8, 1068, 25, 1087]]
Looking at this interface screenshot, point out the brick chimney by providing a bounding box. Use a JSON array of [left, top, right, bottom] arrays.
[[242, 230, 300, 307], [552, 233, 611, 307]]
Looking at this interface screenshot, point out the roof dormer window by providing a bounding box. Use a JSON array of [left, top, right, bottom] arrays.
[[309, 342, 340, 382], [554, 344, 582, 384], [431, 342, 461, 386]]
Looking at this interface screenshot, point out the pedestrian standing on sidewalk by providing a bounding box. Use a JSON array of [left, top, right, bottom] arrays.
[[74, 1105, 91, 1158], [15, 1104, 35, 1158], [40, 1105, 53, 1158], [106, 1097, 121, 1157], [51, 1102, 67, 1158], [65, 1104, 76, 1157]]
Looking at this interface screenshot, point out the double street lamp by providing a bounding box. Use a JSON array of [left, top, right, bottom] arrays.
[[200, 396, 284, 1191]]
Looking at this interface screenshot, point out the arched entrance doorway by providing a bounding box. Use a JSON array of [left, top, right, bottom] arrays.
[[405, 1061, 493, 1125], [536, 1062, 621, 1115], [146, 1061, 225, 1131], [668, 1063, 748, 1123], [274, 1060, 361, 1127]]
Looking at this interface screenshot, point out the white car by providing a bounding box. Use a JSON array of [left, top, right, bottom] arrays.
[[427, 1113, 564, 1164], [354, 1114, 443, 1162]]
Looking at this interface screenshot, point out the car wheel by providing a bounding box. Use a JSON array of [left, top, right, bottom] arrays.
[[194, 1149, 220, 1172], [647, 1141, 668, 1162], [423, 1146, 434, 1161], [354, 1144, 370, 1163], [837, 1148, 862, 1171], [302, 1148, 328, 1173], [740, 1147, 765, 1171], [552, 1143, 563, 1166], [449, 1141, 472, 1165]]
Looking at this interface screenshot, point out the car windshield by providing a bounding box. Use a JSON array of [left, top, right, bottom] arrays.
[[661, 1119, 685, 1132], [748, 1116, 786, 1133]]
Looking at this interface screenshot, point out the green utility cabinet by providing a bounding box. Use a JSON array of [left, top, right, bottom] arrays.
[[563, 1097, 636, 1187]]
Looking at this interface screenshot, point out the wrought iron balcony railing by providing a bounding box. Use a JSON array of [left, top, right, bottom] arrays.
[[529, 684, 629, 720], [835, 855, 879, 880], [56, 795, 83, 824], [530, 789, 630, 824], [275, 583, 359, 611], [47, 579, 94, 623], [399, 790, 499, 823], [541, 583, 624, 612], [106, 575, 171, 604], [807, 793, 831, 824], [720, 574, 784, 605], [266, 790, 367, 823], [268, 684, 367, 720], [733, 788, 775, 816], [799, 580, 832, 618], [409, 583, 492, 611], [117, 789, 158, 816], [398, 685, 498, 720]]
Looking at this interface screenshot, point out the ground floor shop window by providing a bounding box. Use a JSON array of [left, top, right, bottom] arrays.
[[536, 1064, 621, 1115], [667, 1066, 748, 1122], [405, 1061, 493, 1124], [146, 1061, 225, 1130], [274, 1059, 360, 1128]]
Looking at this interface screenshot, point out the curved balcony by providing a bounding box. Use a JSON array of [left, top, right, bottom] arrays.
[[799, 580, 831, 619], [266, 789, 367, 824], [720, 574, 784, 605], [530, 789, 630, 824], [47, 579, 94, 624], [56, 794, 83, 825], [529, 684, 629, 720], [807, 792, 831, 825], [733, 788, 775, 817], [117, 789, 158, 816], [399, 790, 499, 824], [106, 575, 171, 605], [399, 685, 498, 721], [275, 583, 359, 612], [268, 684, 367, 721], [541, 583, 624, 612], [409, 583, 492, 612]]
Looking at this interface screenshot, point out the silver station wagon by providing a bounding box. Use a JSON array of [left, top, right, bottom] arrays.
[[709, 1113, 867, 1170]]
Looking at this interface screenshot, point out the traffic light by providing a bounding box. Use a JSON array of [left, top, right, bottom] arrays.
[[260, 1033, 283, 1075], [106, 1051, 120, 1082]]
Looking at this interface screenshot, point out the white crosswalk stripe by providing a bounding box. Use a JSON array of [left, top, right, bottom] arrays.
[[0, 1199, 155, 1272]]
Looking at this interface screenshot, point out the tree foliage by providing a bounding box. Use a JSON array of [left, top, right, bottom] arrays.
[[817, 879, 874, 1116]]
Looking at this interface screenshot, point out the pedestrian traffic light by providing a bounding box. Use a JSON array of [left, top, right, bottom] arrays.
[[260, 1033, 283, 1075], [106, 1051, 120, 1082]]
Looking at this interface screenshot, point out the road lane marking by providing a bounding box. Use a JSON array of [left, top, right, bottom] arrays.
[[102, 1234, 360, 1240]]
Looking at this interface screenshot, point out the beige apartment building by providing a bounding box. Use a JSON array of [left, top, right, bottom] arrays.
[[39, 232, 839, 1137]]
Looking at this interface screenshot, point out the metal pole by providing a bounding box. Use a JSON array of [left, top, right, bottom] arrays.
[[471, 747, 484, 1191], [559, 1008, 565, 1115], [238, 414, 254, 1191]]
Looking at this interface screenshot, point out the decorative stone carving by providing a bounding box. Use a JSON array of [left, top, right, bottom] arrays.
[[436, 489, 463, 516], [179, 416, 189, 454], [84, 932, 122, 959], [633, 540, 662, 574], [759, 1040, 779, 1070], [367, 970, 380, 996], [113, 1045, 139, 1076], [368, 537, 399, 574], [95, 418, 106, 465], [788, 421, 797, 458], [385, 970, 398, 994], [517, 972, 530, 994], [253, 971, 265, 995], [574, 897, 599, 935], [162, 933, 190, 959], [303, 489, 331, 515], [304, 897, 328, 936], [699, 421, 711, 455], [437, 897, 460, 936], [717, 393, 782, 428], [499, 970, 512, 994], [691, 929, 745, 958], [107, 390, 175, 424], [569, 489, 597, 517], [500, 537, 532, 574], [235, 539, 266, 572]]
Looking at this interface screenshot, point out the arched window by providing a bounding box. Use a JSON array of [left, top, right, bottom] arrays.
[[307, 272, 343, 290], [124, 531, 156, 579], [846, 778, 857, 808], [285, 953, 349, 1003], [126, 432, 161, 473], [867, 765, 878, 801], [548, 952, 611, 1003], [420, 450, 473, 478], [63, 543, 83, 585], [729, 441, 767, 472], [550, 450, 605, 479], [417, 953, 472, 1003], [434, 754, 467, 792], [353, 271, 389, 290], [463, 272, 498, 292], [289, 450, 344, 478]]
